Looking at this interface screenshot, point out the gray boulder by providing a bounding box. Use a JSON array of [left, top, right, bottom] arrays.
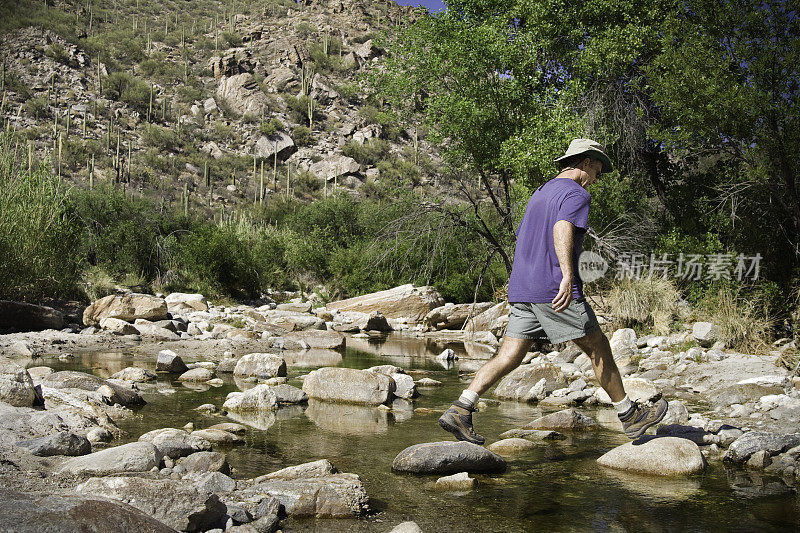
[[254, 132, 296, 161], [191, 428, 243, 445], [58, 441, 161, 476], [597, 436, 706, 476], [216, 73, 270, 116], [242, 473, 369, 518], [326, 284, 444, 323], [270, 384, 308, 404], [157, 350, 189, 373], [0, 356, 39, 407], [83, 293, 168, 326], [487, 438, 538, 454], [309, 154, 360, 182], [111, 367, 157, 382], [15, 431, 91, 456], [434, 472, 475, 491], [302, 367, 395, 406], [139, 428, 212, 459], [724, 431, 800, 464], [283, 330, 346, 349], [165, 292, 209, 313], [178, 451, 230, 475], [692, 322, 721, 347], [255, 459, 338, 481], [76, 476, 227, 531], [178, 368, 214, 382], [40, 370, 104, 391], [423, 302, 494, 330], [233, 353, 287, 379], [494, 363, 567, 402], [223, 384, 278, 413], [191, 471, 237, 494], [391, 441, 507, 474], [498, 428, 566, 440], [522, 409, 598, 431]]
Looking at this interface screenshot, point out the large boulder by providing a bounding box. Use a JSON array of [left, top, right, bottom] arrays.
[[609, 328, 638, 359], [233, 353, 287, 379], [40, 370, 104, 391], [494, 363, 567, 402], [326, 284, 444, 323], [423, 302, 494, 330], [0, 356, 39, 407], [76, 476, 227, 532], [0, 300, 64, 332], [723, 431, 800, 464], [522, 409, 598, 431], [178, 368, 215, 382], [392, 441, 507, 474], [464, 302, 509, 334], [0, 489, 175, 533], [242, 472, 370, 518], [165, 292, 208, 313], [139, 428, 212, 459], [255, 459, 338, 481], [99, 317, 139, 335], [178, 451, 231, 474], [302, 367, 395, 406], [254, 132, 296, 161], [223, 384, 279, 412], [309, 154, 361, 182], [15, 431, 91, 457], [304, 399, 389, 435], [82, 293, 168, 327], [216, 73, 270, 116], [283, 330, 346, 349], [58, 442, 161, 476], [597, 436, 706, 476], [330, 311, 392, 333]]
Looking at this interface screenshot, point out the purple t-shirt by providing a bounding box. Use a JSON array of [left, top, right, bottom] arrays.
[[508, 178, 591, 303]]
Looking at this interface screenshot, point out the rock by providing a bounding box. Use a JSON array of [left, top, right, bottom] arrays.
[[724, 431, 800, 464], [494, 363, 567, 402], [134, 322, 180, 340], [416, 377, 442, 387], [655, 424, 715, 445], [76, 476, 227, 532], [390, 521, 424, 533], [254, 132, 296, 161], [191, 471, 237, 495], [111, 367, 157, 382], [207, 422, 247, 434], [243, 473, 370, 517], [498, 428, 566, 440], [594, 378, 659, 404], [597, 436, 706, 475], [0, 300, 64, 332], [40, 370, 104, 391], [309, 154, 361, 182], [0, 488, 175, 533], [746, 449, 771, 469], [692, 322, 721, 347], [355, 39, 381, 60], [326, 284, 444, 323], [522, 409, 598, 431], [86, 427, 112, 443], [302, 367, 395, 406], [82, 293, 168, 326], [196, 403, 218, 413], [437, 349, 456, 362], [269, 384, 308, 404], [192, 428, 244, 445], [157, 349, 189, 373], [256, 459, 338, 481], [283, 330, 346, 349], [610, 328, 638, 359], [201, 140, 224, 159], [58, 442, 161, 475], [15, 431, 91, 456], [661, 400, 690, 425], [216, 73, 270, 116], [434, 472, 475, 491], [178, 451, 231, 474], [391, 441, 506, 474], [139, 428, 212, 459], [0, 357, 38, 406], [464, 302, 508, 333], [216, 358, 238, 373], [233, 353, 287, 379], [423, 302, 495, 330], [165, 292, 209, 313], [487, 438, 538, 454], [178, 367, 215, 382], [277, 301, 312, 313], [330, 310, 392, 333], [223, 384, 278, 412], [99, 317, 139, 335]]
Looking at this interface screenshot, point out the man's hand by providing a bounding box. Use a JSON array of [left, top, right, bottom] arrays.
[[551, 275, 573, 312]]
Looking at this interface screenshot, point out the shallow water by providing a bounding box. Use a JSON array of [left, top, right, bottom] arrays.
[[36, 335, 799, 532]]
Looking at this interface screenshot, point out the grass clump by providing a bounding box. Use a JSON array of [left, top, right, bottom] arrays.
[[693, 284, 774, 353], [604, 275, 681, 335]]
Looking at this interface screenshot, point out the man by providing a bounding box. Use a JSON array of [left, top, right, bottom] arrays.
[[439, 138, 667, 444]]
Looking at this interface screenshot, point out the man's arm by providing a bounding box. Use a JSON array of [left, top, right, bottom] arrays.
[[552, 220, 576, 312]]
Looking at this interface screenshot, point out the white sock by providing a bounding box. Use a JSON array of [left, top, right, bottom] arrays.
[[612, 395, 632, 414], [458, 390, 479, 408]]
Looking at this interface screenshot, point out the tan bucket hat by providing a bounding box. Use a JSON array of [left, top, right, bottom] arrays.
[[554, 138, 613, 173]]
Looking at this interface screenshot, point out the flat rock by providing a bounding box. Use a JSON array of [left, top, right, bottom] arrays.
[[191, 428, 243, 445], [498, 428, 567, 440], [111, 367, 157, 382], [724, 431, 800, 464], [597, 436, 706, 476], [424, 302, 494, 330], [15, 431, 91, 456], [233, 353, 287, 379], [178, 368, 215, 382], [302, 367, 395, 406], [523, 409, 598, 431], [139, 428, 212, 459], [256, 459, 338, 481], [326, 284, 444, 323], [283, 329, 346, 349], [178, 451, 230, 474], [58, 442, 161, 476], [76, 476, 226, 531], [207, 422, 247, 434], [40, 370, 104, 391], [391, 441, 506, 474], [434, 472, 475, 491], [243, 473, 370, 517], [83, 293, 167, 326], [487, 438, 538, 454]]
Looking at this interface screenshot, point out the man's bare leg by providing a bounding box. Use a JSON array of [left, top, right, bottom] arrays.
[[571, 328, 625, 402], [467, 336, 534, 395]]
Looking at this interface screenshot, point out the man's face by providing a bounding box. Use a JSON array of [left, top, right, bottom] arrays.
[[582, 158, 603, 186]]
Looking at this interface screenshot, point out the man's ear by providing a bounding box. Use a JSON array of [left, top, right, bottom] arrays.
[[580, 157, 592, 169]]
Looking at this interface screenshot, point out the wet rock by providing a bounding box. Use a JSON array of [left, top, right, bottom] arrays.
[[165, 292, 209, 313], [424, 302, 494, 330], [139, 428, 212, 459], [498, 428, 566, 440], [15, 431, 91, 456], [367, 366, 416, 399], [76, 476, 227, 531], [434, 472, 475, 491], [233, 353, 287, 379], [256, 459, 338, 481], [83, 293, 168, 326], [157, 349, 189, 373], [269, 384, 308, 404], [101, 379, 146, 406], [111, 367, 157, 382], [326, 284, 444, 323], [494, 363, 567, 402], [178, 451, 231, 474], [99, 317, 139, 335], [597, 436, 706, 476], [746, 450, 771, 469], [191, 471, 237, 494], [178, 367, 215, 382], [692, 322, 721, 348], [223, 384, 278, 412], [416, 377, 442, 387], [192, 428, 243, 446], [724, 431, 800, 464], [58, 441, 161, 475], [304, 399, 389, 435], [196, 403, 218, 413], [242, 473, 370, 518], [0, 488, 175, 533], [207, 422, 247, 434], [0, 300, 64, 332], [390, 521, 424, 533], [283, 330, 346, 349], [0, 357, 38, 407], [391, 441, 507, 474], [522, 409, 598, 431], [595, 378, 659, 404], [487, 438, 538, 454], [86, 427, 113, 443], [302, 367, 395, 406]]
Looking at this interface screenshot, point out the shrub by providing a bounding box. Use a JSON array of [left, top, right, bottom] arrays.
[[283, 95, 323, 125], [142, 125, 183, 152], [693, 284, 774, 353], [103, 71, 150, 114], [220, 31, 242, 47], [357, 105, 379, 125], [24, 96, 50, 119], [341, 138, 390, 166], [45, 42, 69, 64], [260, 118, 284, 136], [296, 22, 317, 36], [291, 126, 313, 146]]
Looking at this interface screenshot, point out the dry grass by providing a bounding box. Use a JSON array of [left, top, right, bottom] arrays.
[[695, 286, 774, 354], [603, 276, 681, 335]]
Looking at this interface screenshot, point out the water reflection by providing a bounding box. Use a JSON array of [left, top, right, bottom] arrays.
[[225, 410, 277, 431], [599, 467, 703, 502], [305, 399, 390, 435], [283, 349, 343, 367]]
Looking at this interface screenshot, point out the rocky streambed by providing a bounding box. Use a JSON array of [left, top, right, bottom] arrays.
[[1, 288, 799, 531]]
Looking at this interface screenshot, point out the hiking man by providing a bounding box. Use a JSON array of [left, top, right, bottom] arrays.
[[438, 139, 668, 444]]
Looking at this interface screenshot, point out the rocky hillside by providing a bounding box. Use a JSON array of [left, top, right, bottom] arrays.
[[1, 0, 438, 216]]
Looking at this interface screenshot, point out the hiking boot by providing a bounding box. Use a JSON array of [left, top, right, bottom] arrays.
[[618, 397, 669, 439], [438, 400, 485, 445]]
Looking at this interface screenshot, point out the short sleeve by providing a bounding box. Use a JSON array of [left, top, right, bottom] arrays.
[[556, 191, 590, 229]]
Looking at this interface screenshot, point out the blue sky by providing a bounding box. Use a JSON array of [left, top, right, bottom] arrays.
[[394, 0, 446, 13]]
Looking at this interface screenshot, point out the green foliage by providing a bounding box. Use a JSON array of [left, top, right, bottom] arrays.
[[283, 95, 323, 125], [341, 139, 389, 166], [220, 31, 242, 48], [291, 126, 313, 147], [45, 42, 69, 64], [142, 125, 183, 152], [103, 71, 151, 114], [260, 118, 284, 136], [24, 96, 50, 119], [295, 22, 317, 36]]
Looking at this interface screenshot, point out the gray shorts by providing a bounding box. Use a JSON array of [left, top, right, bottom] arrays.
[[505, 299, 600, 344]]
